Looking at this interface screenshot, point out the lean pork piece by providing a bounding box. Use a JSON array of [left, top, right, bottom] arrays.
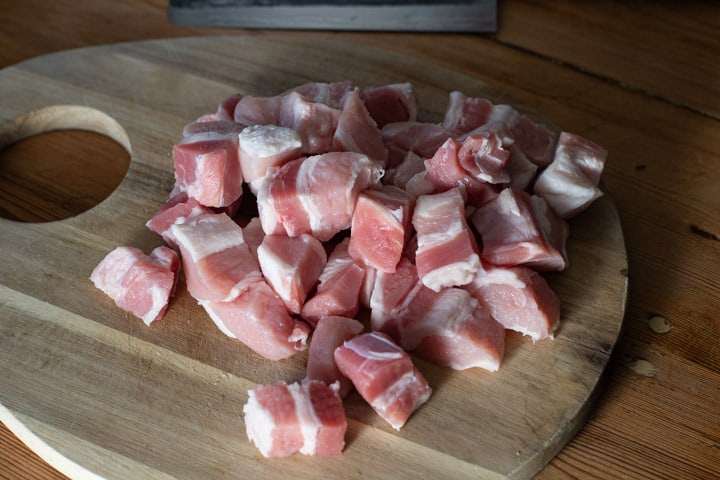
[[486, 104, 557, 167], [233, 95, 283, 126], [382, 151, 425, 191], [348, 185, 415, 273], [257, 233, 327, 314], [244, 379, 347, 457], [534, 131, 607, 218], [334, 332, 432, 430], [369, 258, 505, 371], [361, 82, 417, 128], [170, 212, 263, 302], [332, 88, 388, 165], [172, 130, 243, 208], [145, 191, 213, 249], [238, 124, 303, 194], [201, 281, 310, 360], [286, 80, 355, 109], [466, 260, 560, 341], [381, 121, 452, 167], [90, 245, 180, 325], [279, 92, 341, 154], [423, 136, 504, 206], [241, 216, 266, 258], [257, 152, 384, 242], [301, 238, 366, 326], [412, 188, 482, 291], [442, 91, 493, 136], [305, 316, 365, 398], [470, 188, 568, 271]]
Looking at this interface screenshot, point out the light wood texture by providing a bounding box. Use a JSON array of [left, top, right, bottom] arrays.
[[0, 35, 627, 480], [1, 2, 719, 480]]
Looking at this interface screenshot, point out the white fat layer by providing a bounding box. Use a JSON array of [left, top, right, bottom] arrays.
[[240, 125, 302, 158], [420, 255, 480, 292], [472, 268, 527, 290], [91, 247, 138, 298], [416, 221, 463, 250], [344, 333, 404, 361], [257, 170, 280, 234], [171, 214, 245, 262], [243, 390, 277, 457], [199, 301, 238, 338], [288, 383, 320, 455], [296, 156, 324, 234], [141, 283, 168, 325]]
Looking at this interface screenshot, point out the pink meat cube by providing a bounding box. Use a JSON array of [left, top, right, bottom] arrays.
[[334, 332, 432, 430], [145, 191, 213, 248], [441, 91, 493, 136], [332, 88, 388, 165], [238, 124, 303, 194], [361, 82, 417, 128], [90, 245, 180, 325]]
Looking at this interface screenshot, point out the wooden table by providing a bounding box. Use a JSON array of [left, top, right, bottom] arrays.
[[1, 1, 718, 479]]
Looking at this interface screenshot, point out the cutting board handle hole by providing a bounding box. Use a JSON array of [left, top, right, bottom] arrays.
[[0, 105, 132, 223]]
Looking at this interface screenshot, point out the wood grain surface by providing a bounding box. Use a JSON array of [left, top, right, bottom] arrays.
[[0, 36, 626, 480], [1, 2, 719, 480]]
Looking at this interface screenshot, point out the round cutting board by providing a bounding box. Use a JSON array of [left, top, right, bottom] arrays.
[[0, 35, 628, 480]]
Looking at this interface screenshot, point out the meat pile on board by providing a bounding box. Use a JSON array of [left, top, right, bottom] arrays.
[[90, 80, 607, 458]]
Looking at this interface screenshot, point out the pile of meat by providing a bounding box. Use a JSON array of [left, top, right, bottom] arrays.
[[90, 80, 607, 458]]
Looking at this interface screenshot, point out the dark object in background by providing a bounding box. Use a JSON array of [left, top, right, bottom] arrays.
[[168, 0, 497, 32]]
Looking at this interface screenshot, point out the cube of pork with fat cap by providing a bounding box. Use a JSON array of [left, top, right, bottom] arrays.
[[244, 380, 347, 457]]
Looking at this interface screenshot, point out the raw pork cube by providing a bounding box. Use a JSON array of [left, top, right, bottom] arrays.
[[361, 82, 417, 128], [241, 216, 266, 258], [257, 152, 383, 242], [441, 91, 493, 136], [279, 91, 341, 154], [533, 131, 607, 218], [301, 238, 366, 326], [257, 233, 327, 314], [238, 124, 303, 194], [487, 104, 558, 167], [470, 188, 567, 271], [382, 151, 425, 191], [467, 261, 560, 341], [369, 260, 505, 371], [381, 121, 452, 167], [348, 185, 415, 273], [145, 191, 213, 249], [170, 213, 263, 302], [424, 136, 503, 206], [244, 379, 347, 457], [201, 281, 310, 361], [332, 88, 388, 165], [233, 95, 282, 126], [306, 316, 365, 398], [172, 131, 243, 208], [285, 80, 355, 109], [90, 246, 180, 325], [413, 188, 481, 291], [334, 332, 432, 430]]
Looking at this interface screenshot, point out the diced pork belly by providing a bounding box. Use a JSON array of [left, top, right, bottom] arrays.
[[244, 379, 346, 457], [361, 82, 418, 128], [348, 185, 415, 273], [381, 121, 452, 167], [257, 152, 383, 241], [306, 316, 365, 398], [241, 216, 266, 258], [145, 191, 213, 248], [90, 246, 180, 325], [423, 136, 504, 206], [201, 280, 310, 360], [505, 143, 539, 191], [233, 95, 282, 126], [470, 188, 567, 271], [257, 233, 327, 314], [487, 104, 557, 167], [334, 332, 432, 430], [182, 120, 246, 137], [369, 256, 424, 338], [286, 80, 355, 109], [170, 213, 263, 302], [466, 261, 560, 341], [173, 131, 243, 208], [238, 124, 303, 194], [533, 131, 607, 218], [301, 238, 366, 326], [441, 91, 493, 136], [412, 188, 481, 291], [382, 151, 425, 191], [399, 286, 505, 371], [279, 92, 341, 154], [332, 88, 388, 165]]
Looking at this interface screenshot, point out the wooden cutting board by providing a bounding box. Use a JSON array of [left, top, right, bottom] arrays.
[[0, 36, 628, 480]]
